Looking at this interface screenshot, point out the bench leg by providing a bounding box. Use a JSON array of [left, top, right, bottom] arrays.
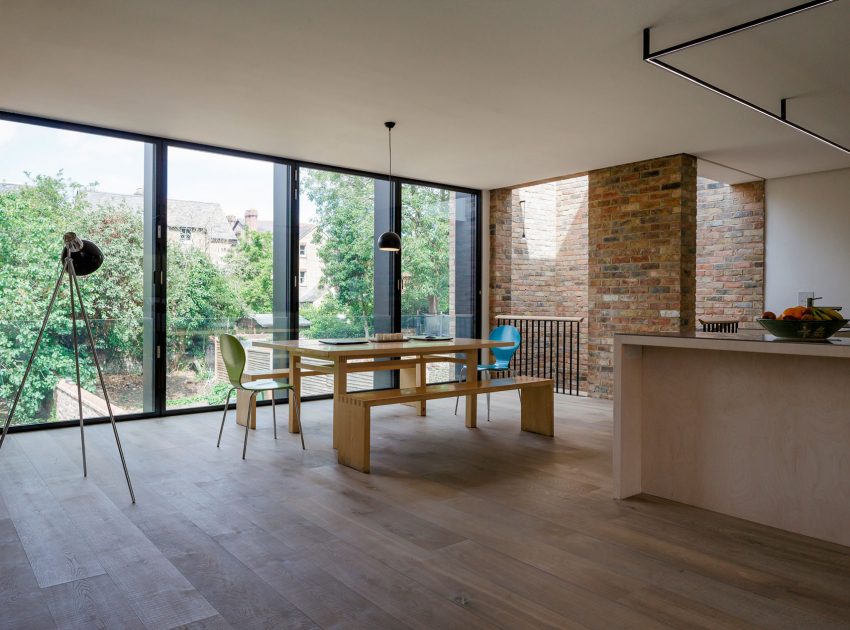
[[236, 389, 257, 429], [520, 384, 554, 436], [400, 360, 426, 416], [337, 399, 371, 473]]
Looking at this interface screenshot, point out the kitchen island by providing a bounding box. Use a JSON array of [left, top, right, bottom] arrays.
[[614, 331, 850, 547]]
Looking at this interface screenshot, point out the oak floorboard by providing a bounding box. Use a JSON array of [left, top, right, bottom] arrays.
[[114, 481, 318, 630], [43, 573, 145, 630], [0, 518, 57, 630], [1, 394, 849, 629], [0, 439, 105, 588]]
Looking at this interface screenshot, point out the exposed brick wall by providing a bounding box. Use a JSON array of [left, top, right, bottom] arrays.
[[696, 178, 765, 330], [587, 154, 697, 398], [487, 157, 766, 400], [489, 176, 588, 391]]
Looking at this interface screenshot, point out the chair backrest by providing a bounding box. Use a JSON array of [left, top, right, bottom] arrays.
[[489, 325, 521, 368], [700, 319, 739, 333], [219, 334, 246, 387]]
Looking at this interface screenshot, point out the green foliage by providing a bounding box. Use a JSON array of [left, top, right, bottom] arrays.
[[225, 228, 273, 313], [167, 381, 233, 408], [0, 174, 98, 423], [300, 296, 367, 339], [401, 185, 450, 316], [303, 170, 376, 337], [166, 243, 241, 371]]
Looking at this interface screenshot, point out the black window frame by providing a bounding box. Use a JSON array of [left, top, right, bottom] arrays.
[[0, 109, 482, 433]]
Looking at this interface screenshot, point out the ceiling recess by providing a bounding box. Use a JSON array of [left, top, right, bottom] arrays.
[[643, 0, 850, 157]]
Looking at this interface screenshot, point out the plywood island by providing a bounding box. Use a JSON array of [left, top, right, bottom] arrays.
[[614, 332, 850, 547]]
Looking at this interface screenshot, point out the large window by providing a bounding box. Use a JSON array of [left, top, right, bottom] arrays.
[[165, 147, 275, 410], [298, 167, 390, 395], [0, 112, 480, 428], [0, 119, 154, 426], [401, 184, 478, 383]]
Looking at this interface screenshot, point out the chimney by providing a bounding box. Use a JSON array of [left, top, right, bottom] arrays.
[[245, 208, 258, 231], [226, 214, 236, 227]]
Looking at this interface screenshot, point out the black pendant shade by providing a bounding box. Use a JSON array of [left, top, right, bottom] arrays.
[[60, 234, 104, 276], [377, 121, 401, 254], [377, 231, 401, 252]]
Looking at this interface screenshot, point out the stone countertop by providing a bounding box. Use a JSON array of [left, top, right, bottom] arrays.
[[614, 330, 850, 358]]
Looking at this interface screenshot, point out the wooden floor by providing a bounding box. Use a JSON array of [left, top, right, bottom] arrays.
[[1, 395, 850, 630]]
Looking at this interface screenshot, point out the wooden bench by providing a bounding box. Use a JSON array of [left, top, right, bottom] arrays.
[[335, 375, 554, 472]]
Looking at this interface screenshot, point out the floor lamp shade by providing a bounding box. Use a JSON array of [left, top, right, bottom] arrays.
[[60, 236, 104, 276], [377, 231, 401, 252]]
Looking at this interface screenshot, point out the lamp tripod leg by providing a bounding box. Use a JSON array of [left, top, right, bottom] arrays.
[[69, 262, 87, 477], [0, 262, 68, 452], [69, 267, 135, 504]]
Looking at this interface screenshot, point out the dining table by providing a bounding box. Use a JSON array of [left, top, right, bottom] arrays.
[[252, 337, 513, 448]]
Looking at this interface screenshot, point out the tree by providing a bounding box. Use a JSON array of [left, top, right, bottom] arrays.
[[0, 174, 96, 422], [303, 170, 375, 337], [401, 185, 450, 316], [167, 243, 242, 371], [225, 228, 273, 313]]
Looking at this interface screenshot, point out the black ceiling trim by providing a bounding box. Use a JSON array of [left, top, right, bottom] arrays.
[[643, 0, 849, 157]]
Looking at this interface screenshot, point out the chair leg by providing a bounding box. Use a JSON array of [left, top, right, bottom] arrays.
[[454, 396, 460, 415], [294, 393, 305, 450], [217, 388, 235, 447], [271, 390, 277, 439], [243, 392, 256, 459], [483, 370, 490, 422]]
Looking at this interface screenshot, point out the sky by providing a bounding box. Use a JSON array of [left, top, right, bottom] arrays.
[[0, 119, 317, 222]]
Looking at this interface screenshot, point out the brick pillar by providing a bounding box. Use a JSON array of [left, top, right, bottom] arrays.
[[489, 188, 515, 330], [696, 178, 765, 329], [587, 154, 697, 398]]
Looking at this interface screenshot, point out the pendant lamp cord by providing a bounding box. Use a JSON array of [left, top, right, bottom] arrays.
[[388, 125, 392, 182]]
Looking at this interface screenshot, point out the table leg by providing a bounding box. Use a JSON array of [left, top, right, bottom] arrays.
[[336, 397, 370, 473], [332, 357, 347, 449], [465, 351, 478, 428], [236, 389, 257, 429], [400, 356, 426, 416], [288, 355, 301, 434]]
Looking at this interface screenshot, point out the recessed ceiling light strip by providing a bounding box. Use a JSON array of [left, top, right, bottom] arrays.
[[643, 0, 849, 157]]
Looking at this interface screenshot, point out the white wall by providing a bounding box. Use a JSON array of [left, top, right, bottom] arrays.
[[765, 168, 850, 312]]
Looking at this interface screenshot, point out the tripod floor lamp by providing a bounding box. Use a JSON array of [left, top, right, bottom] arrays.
[[0, 232, 135, 503]]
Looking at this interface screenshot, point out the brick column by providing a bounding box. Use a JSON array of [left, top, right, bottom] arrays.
[[489, 188, 515, 330], [587, 154, 697, 398], [696, 178, 765, 329]]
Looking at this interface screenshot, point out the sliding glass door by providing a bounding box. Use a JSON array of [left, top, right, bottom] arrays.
[[298, 167, 392, 395], [401, 184, 478, 383], [165, 147, 277, 410], [0, 118, 155, 426]]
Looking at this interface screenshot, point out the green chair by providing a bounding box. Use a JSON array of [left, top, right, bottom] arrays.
[[216, 334, 304, 459]]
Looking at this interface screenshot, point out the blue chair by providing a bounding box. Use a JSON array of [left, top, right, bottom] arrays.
[[454, 325, 522, 421]]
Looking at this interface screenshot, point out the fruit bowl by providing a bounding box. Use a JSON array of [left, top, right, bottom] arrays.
[[757, 318, 848, 340]]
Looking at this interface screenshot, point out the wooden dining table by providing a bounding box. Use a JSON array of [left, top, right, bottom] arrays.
[[252, 337, 513, 449]]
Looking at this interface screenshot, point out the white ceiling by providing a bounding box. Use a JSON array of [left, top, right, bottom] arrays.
[[0, 0, 847, 190]]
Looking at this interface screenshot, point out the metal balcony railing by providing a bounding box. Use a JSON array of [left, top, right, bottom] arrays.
[[495, 315, 583, 395]]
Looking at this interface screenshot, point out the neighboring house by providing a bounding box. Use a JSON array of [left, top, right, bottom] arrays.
[[237, 210, 327, 306], [86, 190, 237, 266], [6, 184, 326, 291]]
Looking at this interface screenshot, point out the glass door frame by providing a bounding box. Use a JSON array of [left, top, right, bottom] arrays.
[[1, 109, 482, 431]]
